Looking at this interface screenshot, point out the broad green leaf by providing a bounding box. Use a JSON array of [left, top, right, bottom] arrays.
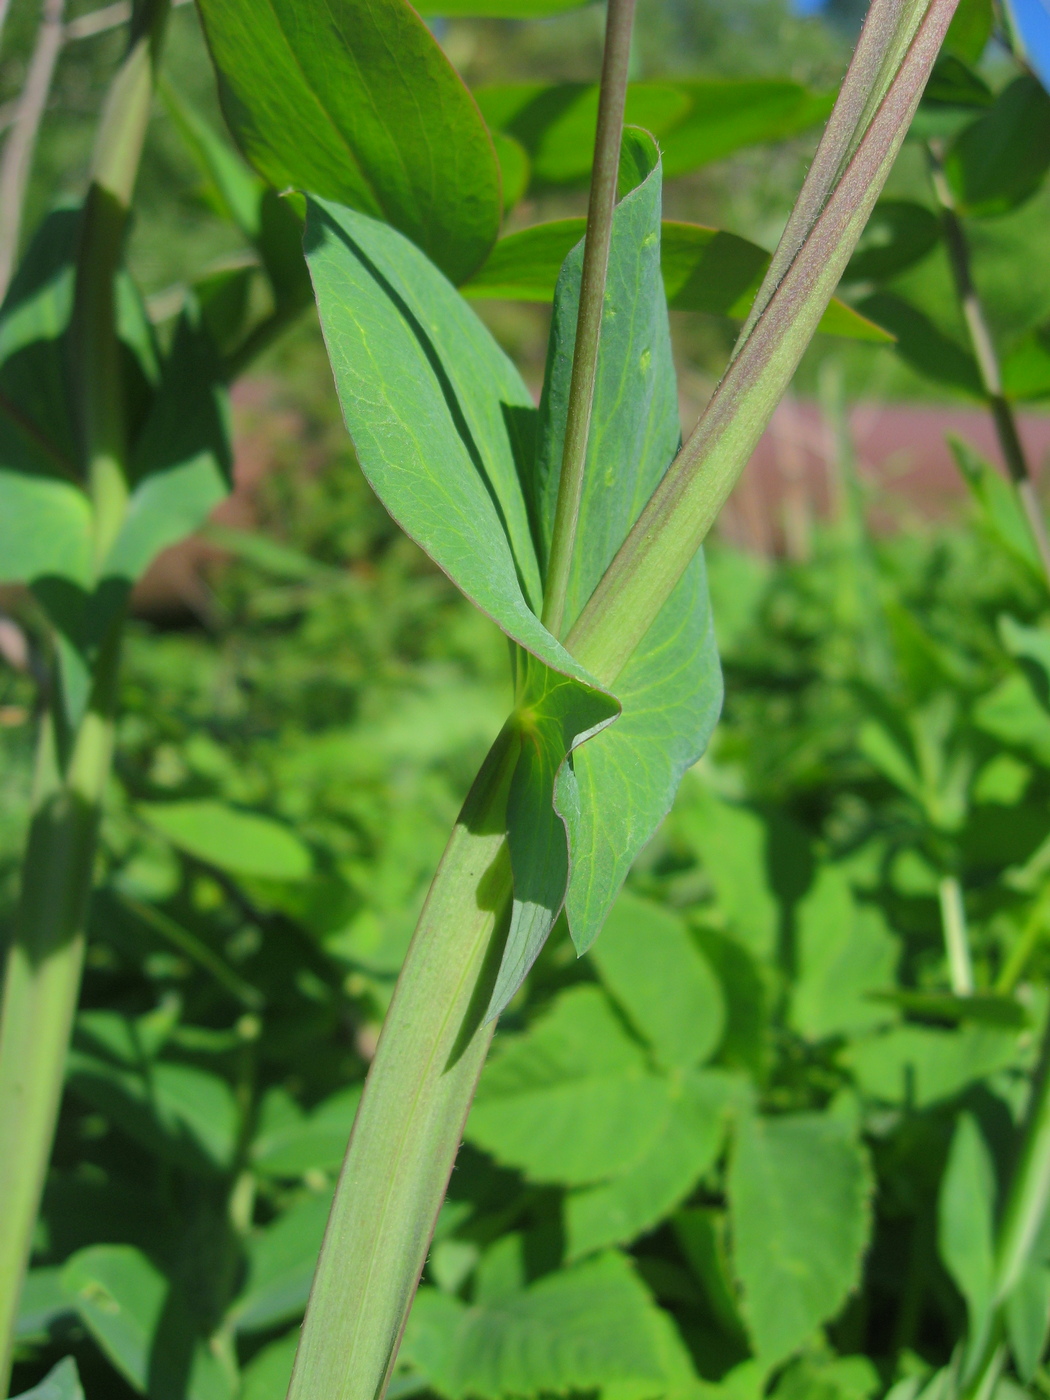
[[61, 1245, 233, 1400], [872, 990, 1028, 1028], [491, 132, 530, 211], [949, 436, 1044, 575], [229, 1192, 333, 1333], [942, 0, 994, 63], [10, 1358, 84, 1400], [197, 0, 500, 285], [974, 673, 1050, 765], [946, 76, 1050, 215], [590, 892, 725, 1069], [670, 781, 781, 961], [842, 199, 941, 283], [401, 1250, 695, 1399], [240, 1333, 300, 1400], [529, 133, 722, 957], [938, 1113, 996, 1355], [790, 866, 900, 1040], [464, 218, 891, 340], [857, 292, 982, 396], [138, 800, 313, 882], [1003, 321, 1050, 401], [773, 1356, 881, 1400], [67, 1049, 239, 1171], [0, 472, 91, 587], [476, 79, 832, 188], [467, 984, 673, 1185], [1005, 1264, 1050, 1381], [565, 1070, 738, 1259], [660, 81, 834, 176], [729, 1113, 872, 1366], [250, 1084, 362, 1177], [303, 194, 619, 1008], [845, 1024, 1023, 1107]]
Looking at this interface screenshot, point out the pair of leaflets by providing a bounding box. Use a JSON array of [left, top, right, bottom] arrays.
[[303, 131, 722, 1012]]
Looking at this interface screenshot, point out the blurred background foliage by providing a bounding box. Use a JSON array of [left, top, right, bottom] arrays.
[[4, 1, 1050, 1399]]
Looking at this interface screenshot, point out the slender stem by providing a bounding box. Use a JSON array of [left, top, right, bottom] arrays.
[[0, 631, 120, 1391], [939, 874, 974, 995], [0, 0, 12, 61], [0, 0, 67, 301], [994, 1013, 1050, 1304], [540, 0, 635, 639], [927, 142, 1050, 587], [996, 885, 1050, 994], [287, 730, 516, 1400]]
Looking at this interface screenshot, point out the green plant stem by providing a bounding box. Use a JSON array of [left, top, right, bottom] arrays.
[[287, 729, 516, 1400], [994, 1012, 1050, 1304], [540, 0, 635, 639], [0, 8, 167, 1387], [0, 632, 120, 1391], [564, 0, 959, 687], [939, 873, 974, 995], [926, 141, 1050, 588], [996, 885, 1050, 994]]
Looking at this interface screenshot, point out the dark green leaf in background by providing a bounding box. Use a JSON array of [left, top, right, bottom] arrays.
[[590, 892, 724, 1070], [841, 200, 941, 285], [1002, 321, 1050, 401], [857, 292, 982, 396], [138, 800, 313, 882], [197, 0, 501, 285], [945, 76, 1050, 216], [729, 1113, 872, 1366], [950, 436, 1044, 576], [228, 1193, 334, 1334]]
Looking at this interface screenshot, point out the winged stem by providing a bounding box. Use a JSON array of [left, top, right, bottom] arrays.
[[540, 0, 636, 638], [0, 5, 169, 1384]]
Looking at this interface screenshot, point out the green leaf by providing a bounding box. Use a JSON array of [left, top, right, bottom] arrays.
[[565, 1070, 738, 1259], [464, 218, 891, 339], [108, 302, 231, 581], [239, 1333, 299, 1400], [842, 199, 941, 283], [772, 1355, 881, 1400], [0, 472, 92, 587], [229, 1193, 333, 1333], [475, 79, 832, 189], [160, 78, 264, 239], [303, 194, 620, 1009], [938, 1113, 996, 1355], [949, 436, 1044, 576], [942, 0, 994, 64], [250, 1085, 362, 1177], [67, 1049, 239, 1172], [1005, 1263, 1050, 1382], [138, 800, 313, 882], [674, 1208, 748, 1340], [946, 76, 1050, 216], [467, 984, 673, 1186], [856, 292, 982, 396], [589, 892, 725, 1069], [870, 990, 1028, 1028], [789, 866, 900, 1041], [728, 1113, 873, 1366], [491, 131, 530, 211], [401, 1251, 695, 1399], [1003, 322, 1050, 401], [530, 134, 722, 957], [197, 0, 500, 285], [10, 1358, 84, 1400], [61, 1245, 234, 1400], [845, 1024, 1023, 1107]]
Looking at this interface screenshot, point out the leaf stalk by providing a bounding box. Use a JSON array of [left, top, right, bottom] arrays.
[[540, 0, 636, 639]]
